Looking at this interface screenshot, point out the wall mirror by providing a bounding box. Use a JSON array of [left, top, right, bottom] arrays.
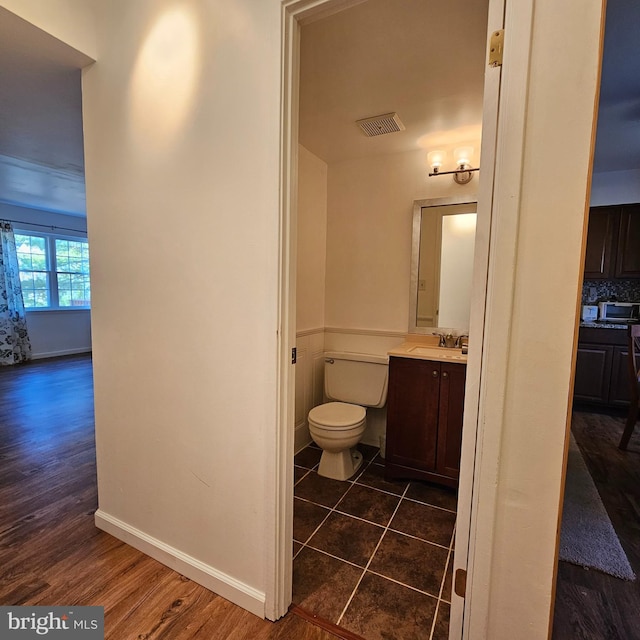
[[409, 197, 477, 334]]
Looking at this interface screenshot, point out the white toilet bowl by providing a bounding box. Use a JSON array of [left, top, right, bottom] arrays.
[[308, 401, 366, 481]]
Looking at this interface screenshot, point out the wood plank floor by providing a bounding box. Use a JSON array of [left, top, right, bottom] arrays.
[[0, 355, 338, 640], [553, 410, 640, 640]]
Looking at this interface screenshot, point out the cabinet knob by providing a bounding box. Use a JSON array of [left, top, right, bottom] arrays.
[[442, 371, 449, 378], [432, 370, 439, 377]]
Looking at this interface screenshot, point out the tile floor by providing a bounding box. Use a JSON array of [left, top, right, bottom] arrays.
[[293, 443, 456, 640]]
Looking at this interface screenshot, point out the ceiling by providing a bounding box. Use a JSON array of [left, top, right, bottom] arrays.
[[0, 7, 90, 217], [299, 0, 488, 165], [0, 0, 637, 218], [592, 0, 640, 174]]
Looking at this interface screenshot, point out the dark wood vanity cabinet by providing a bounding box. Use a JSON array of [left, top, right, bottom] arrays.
[[385, 356, 466, 488], [583, 204, 640, 279]]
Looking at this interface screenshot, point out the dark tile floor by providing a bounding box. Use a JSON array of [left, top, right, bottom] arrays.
[[293, 443, 456, 640]]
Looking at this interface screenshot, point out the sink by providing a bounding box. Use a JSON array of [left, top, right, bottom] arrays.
[[406, 345, 466, 360]]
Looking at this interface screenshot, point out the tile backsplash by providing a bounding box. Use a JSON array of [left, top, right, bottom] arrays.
[[582, 279, 640, 304]]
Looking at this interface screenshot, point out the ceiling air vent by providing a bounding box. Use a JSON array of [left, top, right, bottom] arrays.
[[356, 112, 405, 137]]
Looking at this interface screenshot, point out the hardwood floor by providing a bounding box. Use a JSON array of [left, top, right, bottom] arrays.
[[0, 355, 338, 639], [553, 410, 640, 640]]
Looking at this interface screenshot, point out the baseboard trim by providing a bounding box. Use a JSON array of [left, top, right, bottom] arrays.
[[94, 509, 266, 618], [31, 347, 92, 360]]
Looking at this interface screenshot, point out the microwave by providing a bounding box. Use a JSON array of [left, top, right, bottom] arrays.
[[598, 301, 640, 322]]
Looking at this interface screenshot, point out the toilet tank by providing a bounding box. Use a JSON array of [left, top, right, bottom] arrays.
[[324, 351, 389, 408]]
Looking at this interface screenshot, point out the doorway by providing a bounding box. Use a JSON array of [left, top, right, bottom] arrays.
[[279, 0, 498, 636], [553, 0, 640, 635]]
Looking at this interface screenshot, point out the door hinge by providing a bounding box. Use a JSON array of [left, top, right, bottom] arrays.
[[488, 29, 504, 67], [291, 347, 297, 365], [454, 568, 467, 598]]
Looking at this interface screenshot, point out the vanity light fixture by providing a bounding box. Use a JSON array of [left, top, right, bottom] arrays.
[[428, 147, 480, 185]]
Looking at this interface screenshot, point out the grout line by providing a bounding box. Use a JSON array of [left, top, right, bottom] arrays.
[[353, 478, 407, 499], [401, 494, 458, 514], [385, 526, 451, 550], [366, 568, 440, 600], [429, 529, 456, 640], [298, 543, 366, 570], [294, 467, 312, 486], [335, 483, 411, 626], [294, 495, 452, 549]]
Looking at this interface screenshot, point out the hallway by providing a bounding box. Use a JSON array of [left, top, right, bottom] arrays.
[[0, 355, 336, 639]]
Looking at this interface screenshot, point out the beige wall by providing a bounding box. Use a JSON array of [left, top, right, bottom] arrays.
[[325, 148, 477, 333], [81, 0, 281, 615], [296, 145, 328, 332], [0, 0, 97, 60]]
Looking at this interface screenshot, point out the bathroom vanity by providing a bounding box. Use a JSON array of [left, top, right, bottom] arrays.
[[384, 343, 467, 488]]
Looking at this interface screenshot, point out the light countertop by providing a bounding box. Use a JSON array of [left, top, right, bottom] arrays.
[[388, 340, 468, 364]]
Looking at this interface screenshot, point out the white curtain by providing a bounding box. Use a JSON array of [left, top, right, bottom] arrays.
[[0, 221, 31, 365]]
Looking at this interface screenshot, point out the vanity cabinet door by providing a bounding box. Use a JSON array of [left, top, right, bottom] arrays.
[[436, 362, 466, 479], [385, 356, 466, 487], [386, 357, 439, 472]]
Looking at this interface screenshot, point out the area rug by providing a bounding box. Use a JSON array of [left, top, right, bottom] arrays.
[[559, 434, 636, 581]]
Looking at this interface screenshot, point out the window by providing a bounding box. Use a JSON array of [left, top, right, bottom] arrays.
[[15, 232, 91, 309]]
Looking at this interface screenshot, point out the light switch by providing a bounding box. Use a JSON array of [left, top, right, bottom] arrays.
[[418, 279, 426, 291]]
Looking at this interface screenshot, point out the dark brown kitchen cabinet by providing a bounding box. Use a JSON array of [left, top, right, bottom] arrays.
[[584, 204, 640, 279], [616, 204, 640, 278], [583, 207, 619, 279], [573, 327, 639, 407], [385, 356, 466, 488], [573, 343, 614, 404]]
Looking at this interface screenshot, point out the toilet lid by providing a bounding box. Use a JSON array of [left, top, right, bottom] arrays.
[[308, 402, 366, 428]]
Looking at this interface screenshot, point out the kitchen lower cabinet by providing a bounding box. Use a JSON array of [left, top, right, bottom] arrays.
[[385, 356, 466, 488], [574, 326, 638, 407]]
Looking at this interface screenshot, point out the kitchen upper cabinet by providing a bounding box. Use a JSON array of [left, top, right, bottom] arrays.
[[584, 204, 640, 280], [584, 207, 619, 279], [616, 204, 640, 278], [385, 356, 466, 488]]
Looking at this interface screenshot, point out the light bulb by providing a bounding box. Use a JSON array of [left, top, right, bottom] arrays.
[[454, 146, 473, 167], [427, 150, 446, 171]]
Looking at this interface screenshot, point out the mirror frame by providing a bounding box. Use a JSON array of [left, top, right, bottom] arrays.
[[409, 195, 478, 334]]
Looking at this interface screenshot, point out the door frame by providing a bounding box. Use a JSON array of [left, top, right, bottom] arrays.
[[272, 0, 506, 627]]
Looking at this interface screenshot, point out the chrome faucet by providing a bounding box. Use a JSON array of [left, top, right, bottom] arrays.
[[432, 332, 469, 351]]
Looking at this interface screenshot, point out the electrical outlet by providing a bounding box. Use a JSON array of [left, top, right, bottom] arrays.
[[589, 287, 597, 299]]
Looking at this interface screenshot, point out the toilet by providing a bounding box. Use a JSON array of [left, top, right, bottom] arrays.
[[308, 351, 389, 481]]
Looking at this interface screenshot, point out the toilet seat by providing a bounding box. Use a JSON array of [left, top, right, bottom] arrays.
[[308, 402, 366, 428]]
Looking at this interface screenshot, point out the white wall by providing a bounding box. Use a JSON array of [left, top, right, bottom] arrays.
[[590, 169, 640, 206], [0, 202, 92, 358], [80, 0, 281, 616]]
